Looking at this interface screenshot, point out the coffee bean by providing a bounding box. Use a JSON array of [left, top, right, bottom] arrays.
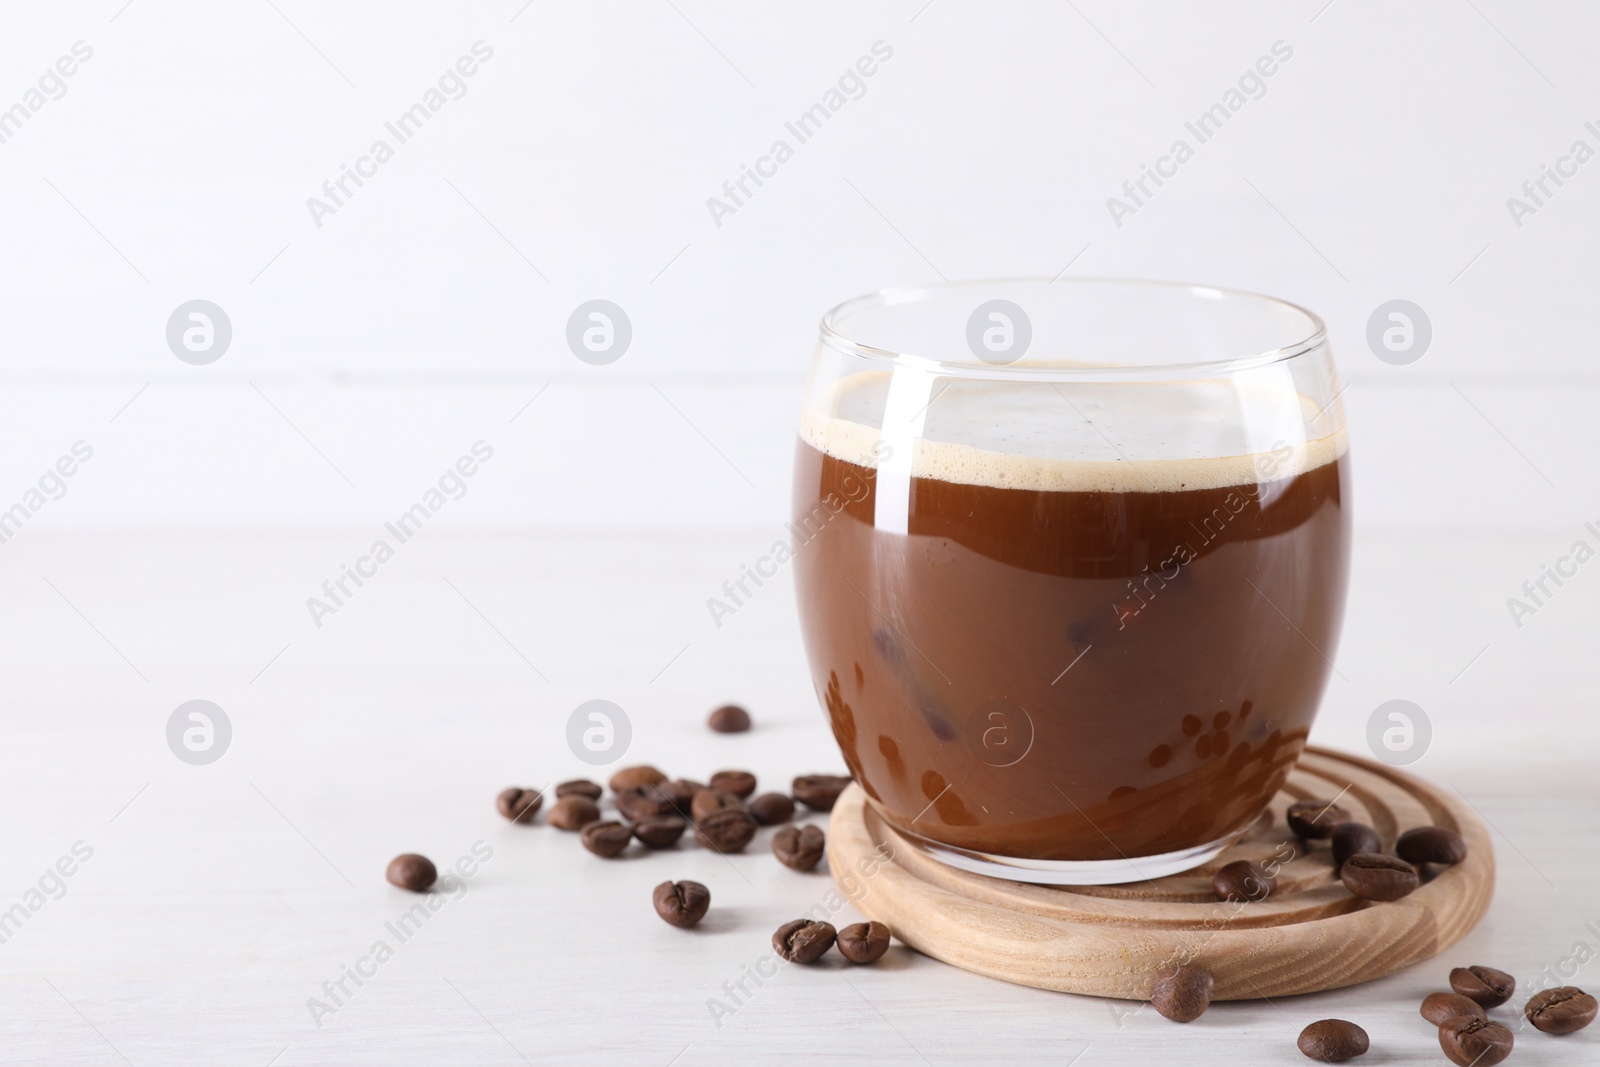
[[1286, 799, 1352, 839], [773, 918, 836, 963], [385, 854, 436, 892], [836, 921, 891, 964], [608, 765, 666, 793], [1395, 826, 1467, 867], [1524, 986, 1598, 1035], [1450, 965, 1516, 1008], [749, 792, 795, 826], [1296, 1019, 1368, 1062], [554, 779, 602, 801], [1421, 992, 1486, 1026], [1212, 860, 1275, 903], [548, 795, 600, 830], [690, 788, 742, 821], [662, 779, 703, 817], [632, 815, 688, 849], [615, 783, 676, 823], [652, 879, 710, 928], [495, 786, 543, 824], [709, 769, 757, 799], [772, 824, 826, 871], [1339, 853, 1418, 901], [1438, 1017, 1513, 1067], [694, 808, 758, 853], [580, 820, 632, 858], [1149, 965, 1214, 1023], [708, 704, 751, 733], [793, 774, 852, 812], [1331, 823, 1381, 871]]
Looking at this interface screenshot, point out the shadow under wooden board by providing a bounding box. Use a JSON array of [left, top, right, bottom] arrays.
[[826, 746, 1494, 1001]]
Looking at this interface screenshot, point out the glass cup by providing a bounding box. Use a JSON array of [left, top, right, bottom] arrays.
[[792, 279, 1350, 884]]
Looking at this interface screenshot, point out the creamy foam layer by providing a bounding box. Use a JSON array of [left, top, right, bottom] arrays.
[[800, 370, 1347, 493]]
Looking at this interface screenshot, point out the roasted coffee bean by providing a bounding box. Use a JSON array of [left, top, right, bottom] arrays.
[[632, 815, 688, 849], [690, 787, 742, 821], [772, 824, 826, 871], [837, 921, 891, 964], [495, 786, 543, 824], [615, 783, 676, 823], [1438, 1017, 1513, 1067], [1450, 965, 1516, 1008], [749, 792, 795, 826], [1296, 1019, 1368, 1062], [793, 774, 852, 812], [385, 853, 436, 892], [1212, 860, 1275, 903], [1330, 823, 1381, 871], [709, 769, 757, 799], [652, 879, 710, 928], [608, 765, 666, 792], [708, 704, 751, 733], [662, 779, 703, 817], [1421, 992, 1486, 1026], [580, 820, 632, 858], [1149, 965, 1214, 1023], [773, 918, 836, 963], [548, 794, 600, 830], [1395, 825, 1467, 867], [1286, 799, 1352, 839], [1340, 853, 1419, 901], [1524, 986, 1598, 1035], [694, 808, 758, 853], [554, 778, 602, 801]]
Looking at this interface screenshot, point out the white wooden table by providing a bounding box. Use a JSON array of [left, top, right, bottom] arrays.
[[0, 531, 1594, 1065]]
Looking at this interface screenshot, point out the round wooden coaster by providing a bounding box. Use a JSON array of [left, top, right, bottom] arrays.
[[826, 746, 1494, 1001]]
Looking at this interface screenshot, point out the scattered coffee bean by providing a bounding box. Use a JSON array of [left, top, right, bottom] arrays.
[[652, 880, 710, 928], [495, 786, 543, 824], [1149, 965, 1214, 1023], [1286, 799, 1352, 839], [772, 824, 826, 871], [1340, 853, 1419, 901], [793, 774, 852, 812], [773, 918, 836, 963], [691, 788, 742, 821], [1213, 860, 1275, 903], [1330, 823, 1381, 871], [694, 808, 758, 853], [1450, 965, 1516, 1008], [749, 792, 795, 826], [1524, 986, 1598, 1035], [615, 783, 676, 823], [709, 770, 757, 799], [1438, 1016, 1513, 1067], [837, 921, 891, 964], [1421, 992, 1486, 1026], [632, 815, 688, 849], [708, 704, 751, 733], [608, 765, 666, 793], [385, 854, 437, 892], [548, 794, 600, 830], [662, 779, 703, 817], [554, 779, 602, 801], [580, 820, 632, 858], [1297, 1019, 1368, 1062], [1395, 825, 1467, 867]]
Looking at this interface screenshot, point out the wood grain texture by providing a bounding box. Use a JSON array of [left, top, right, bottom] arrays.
[[828, 746, 1495, 1000]]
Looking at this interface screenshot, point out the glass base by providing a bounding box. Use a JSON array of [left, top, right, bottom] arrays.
[[899, 823, 1253, 886]]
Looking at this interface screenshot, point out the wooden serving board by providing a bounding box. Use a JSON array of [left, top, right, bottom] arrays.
[[827, 746, 1495, 1000]]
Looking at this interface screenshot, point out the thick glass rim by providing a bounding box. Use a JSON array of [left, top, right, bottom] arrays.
[[818, 277, 1329, 382]]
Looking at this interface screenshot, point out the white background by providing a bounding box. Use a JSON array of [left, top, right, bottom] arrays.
[[0, 2, 1597, 1064]]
